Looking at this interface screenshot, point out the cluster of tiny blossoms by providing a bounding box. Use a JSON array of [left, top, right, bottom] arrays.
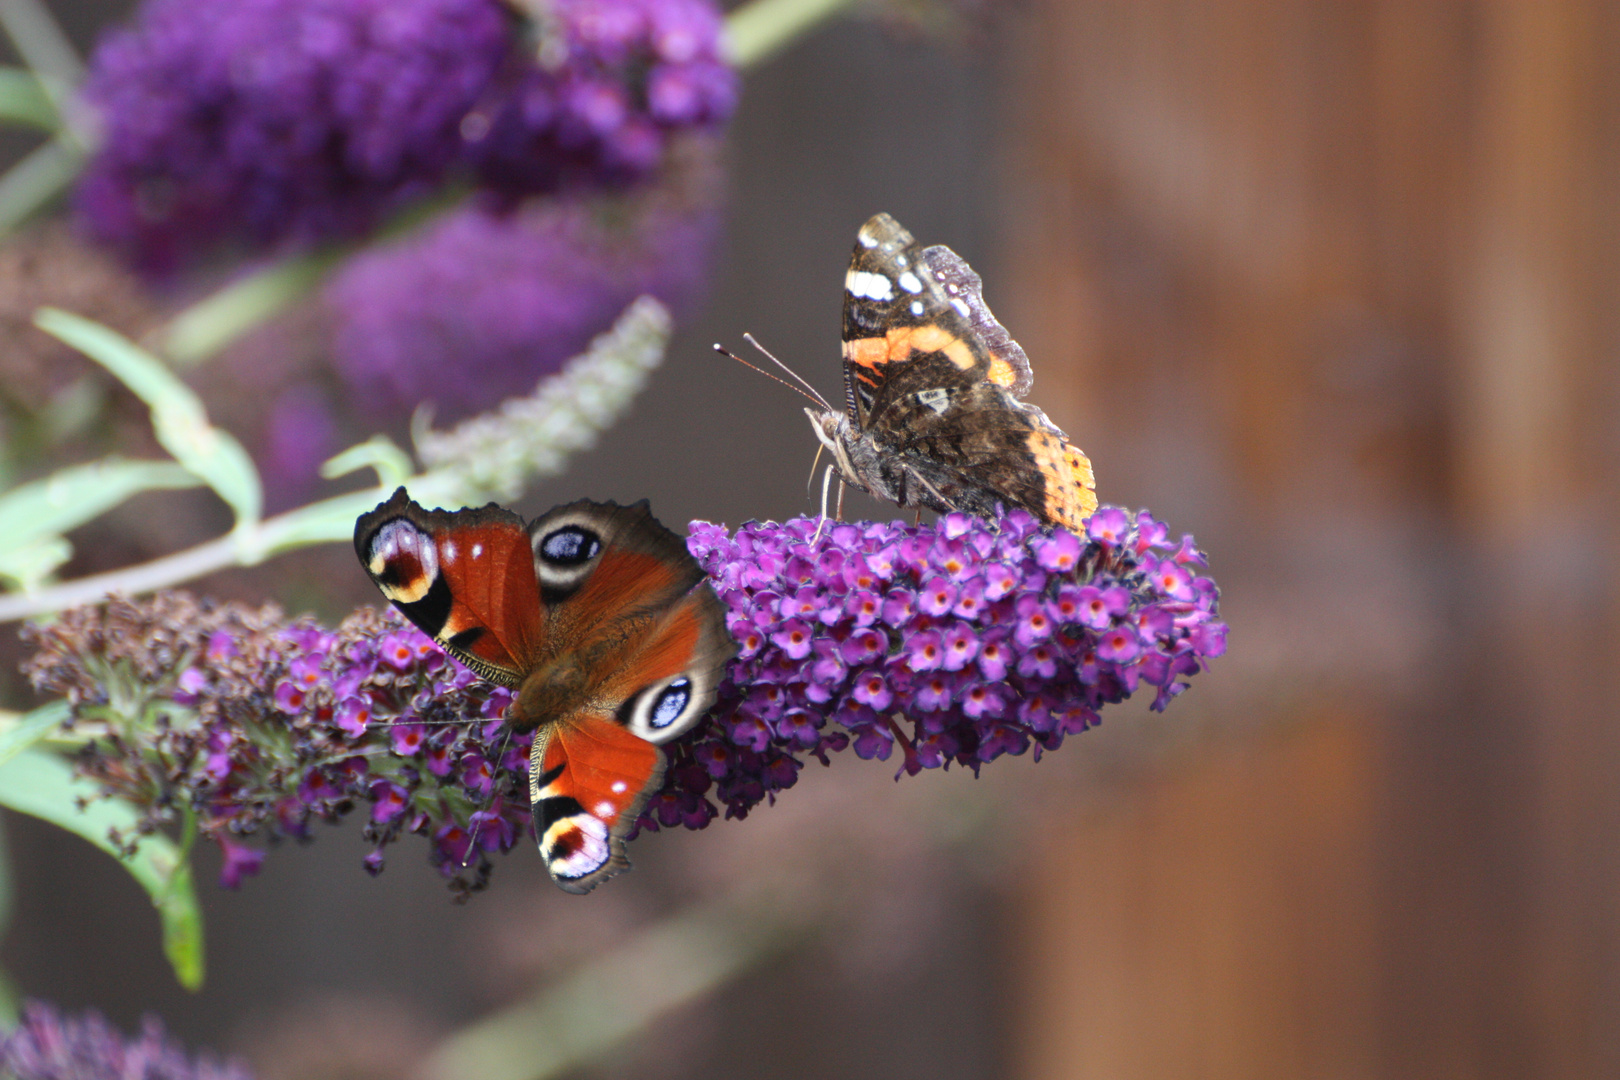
[[20, 506, 1223, 893], [76, 0, 736, 271], [23, 594, 523, 897], [653, 506, 1227, 824], [0, 1000, 253, 1080]]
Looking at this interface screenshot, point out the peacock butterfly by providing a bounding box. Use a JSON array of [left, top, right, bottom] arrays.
[[354, 487, 736, 893]]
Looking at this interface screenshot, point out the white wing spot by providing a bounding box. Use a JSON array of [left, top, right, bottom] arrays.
[[898, 271, 923, 294], [858, 229, 879, 248], [611, 780, 628, 793], [846, 270, 894, 301], [916, 388, 951, 414], [594, 800, 616, 818], [952, 298, 971, 317], [471, 543, 483, 559], [440, 541, 457, 564], [910, 300, 924, 316]]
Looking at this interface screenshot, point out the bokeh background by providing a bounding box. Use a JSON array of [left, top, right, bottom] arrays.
[[3, 2, 1619, 1078]]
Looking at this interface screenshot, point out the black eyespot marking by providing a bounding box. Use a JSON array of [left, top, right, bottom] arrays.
[[649, 677, 692, 729], [540, 526, 602, 566]]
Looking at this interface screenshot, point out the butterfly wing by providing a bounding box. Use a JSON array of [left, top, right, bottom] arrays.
[[529, 715, 664, 893], [354, 487, 544, 686], [840, 213, 1002, 430], [359, 492, 734, 893], [874, 381, 1099, 531], [919, 242, 1033, 396], [517, 499, 737, 892]]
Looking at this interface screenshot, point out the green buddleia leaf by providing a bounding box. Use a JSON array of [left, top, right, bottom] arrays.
[[0, 536, 71, 590], [321, 436, 415, 489], [0, 748, 204, 989], [33, 309, 263, 530], [0, 457, 201, 551], [0, 701, 69, 769]]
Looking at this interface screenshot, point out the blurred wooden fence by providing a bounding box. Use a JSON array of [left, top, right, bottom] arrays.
[[1003, 4, 1620, 1077]]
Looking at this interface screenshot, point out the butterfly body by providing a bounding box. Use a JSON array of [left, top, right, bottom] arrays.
[[807, 212, 1097, 532], [355, 488, 734, 893]]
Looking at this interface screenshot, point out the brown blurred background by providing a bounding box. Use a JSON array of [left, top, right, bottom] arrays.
[[6, 2, 1620, 1078]]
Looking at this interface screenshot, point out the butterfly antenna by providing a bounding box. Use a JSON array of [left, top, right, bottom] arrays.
[[742, 333, 836, 413], [713, 343, 830, 411], [462, 724, 516, 870], [365, 716, 486, 730]]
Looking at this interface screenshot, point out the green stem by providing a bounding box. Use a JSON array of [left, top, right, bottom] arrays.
[[0, 0, 82, 120], [156, 183, 471, 366], [0, 470, 470, 624], [724, 0, 860, 68], [0, 133, 82, 236], [0, 66, 56, 130], [419, 887, 814, 1080], [162, 249, 342, 366]]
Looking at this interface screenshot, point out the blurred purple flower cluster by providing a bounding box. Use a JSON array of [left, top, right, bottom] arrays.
[[654, 506, 1228, 824], [75, 0, 735, 271], [327, 173, 718, 422], [23, 594, 526, 896], [0, 1000, 253, 1080]]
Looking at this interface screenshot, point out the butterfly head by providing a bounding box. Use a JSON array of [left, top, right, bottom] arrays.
[[805, 406, 865, 493]]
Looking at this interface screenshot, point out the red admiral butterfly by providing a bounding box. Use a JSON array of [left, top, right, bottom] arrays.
[[806, 212, 1097, 530]]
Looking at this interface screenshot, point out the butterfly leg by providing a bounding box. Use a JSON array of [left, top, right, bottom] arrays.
[[812, 464, 837, 544]]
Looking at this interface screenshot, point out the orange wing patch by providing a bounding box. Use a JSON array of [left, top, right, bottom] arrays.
[[843, 337, 888, 369], [1063, 442, 1100, 523], [847, 326, 979, 376], [1025, 430, 1099, 533], [886, 325, 976, 372], [987, 356, 1020, 387]]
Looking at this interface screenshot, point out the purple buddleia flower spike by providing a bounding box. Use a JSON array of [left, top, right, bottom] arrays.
[[649, 506, 1227, 823], [75, 0, 736, 271], [20, 507, 1223, 891], [0, 1000, 254, 1080], [23, 594, 522, 898]]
